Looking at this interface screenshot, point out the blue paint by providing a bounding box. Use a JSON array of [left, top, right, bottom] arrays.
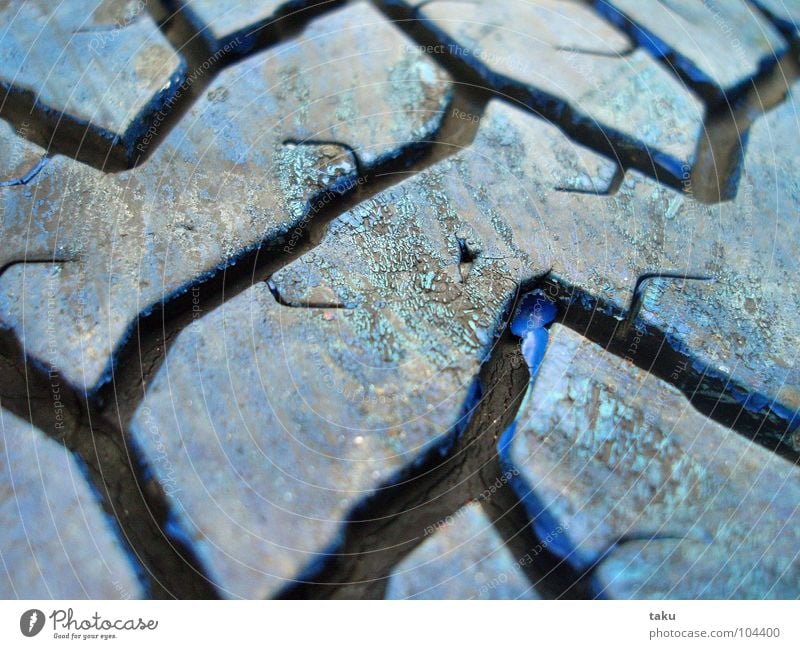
[[510, 290, 557, 379], [511, 290, 557, 335], [499, 290, 599, 574]]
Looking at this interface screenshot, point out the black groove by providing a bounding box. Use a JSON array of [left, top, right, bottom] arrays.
[[0, 331, 219, 599]]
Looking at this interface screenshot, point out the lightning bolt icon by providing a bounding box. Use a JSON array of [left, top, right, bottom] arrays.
[[28, 611, 38, 633]]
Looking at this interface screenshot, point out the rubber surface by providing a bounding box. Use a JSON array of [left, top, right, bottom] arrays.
[[0, 0, 798, 599]]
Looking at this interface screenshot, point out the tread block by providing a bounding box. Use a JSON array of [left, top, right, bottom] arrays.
[[0, 2, 452, 393], [408, 0, 705, 179], [276, 82, 800, 430], [132, 289, 489, 598], [133, 88, 799, 596], [504, 324, 800, 598], [275, 93, 800, 445], [0, 408, 143, 599], [0, 0, 795, 602], [271, 102, 621, 311], [0, 0, 187, 165], [385, 503, 538, 599], [598, 0, 787, 100]]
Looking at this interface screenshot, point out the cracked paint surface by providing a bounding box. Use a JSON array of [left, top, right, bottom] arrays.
[[130, 100, 618, 597], [637, 80, 800, 447], [0, 0, 796, 603], [274, 91, 800, 445]]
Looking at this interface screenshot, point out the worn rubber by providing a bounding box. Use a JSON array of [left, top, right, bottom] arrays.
[[1, 0, 798, 599]]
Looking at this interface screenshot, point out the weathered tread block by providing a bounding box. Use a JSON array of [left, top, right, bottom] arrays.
[[502, 324, 800, 598], [0, 0, 187, 166], [385, 503, 538, 599], [0, 2, 451, 393], [130, 102, 617, 598], [396, 0, 705, 181], [167, 0, 336, 55], [0, 408, 143, 599], [597, 0, 787, 101], [0, 0, 795, 605]]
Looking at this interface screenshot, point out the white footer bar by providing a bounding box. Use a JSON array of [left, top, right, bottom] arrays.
[[1, 600, 797, 648]]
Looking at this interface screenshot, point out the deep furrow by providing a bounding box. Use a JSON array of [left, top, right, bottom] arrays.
[[374, 0, 800, 203], [691, 51, 800, 202]]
